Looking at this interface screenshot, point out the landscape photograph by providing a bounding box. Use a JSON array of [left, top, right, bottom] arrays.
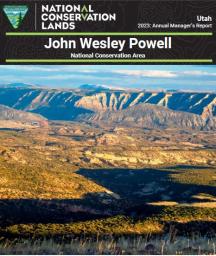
[[0, 65, 215, 254]]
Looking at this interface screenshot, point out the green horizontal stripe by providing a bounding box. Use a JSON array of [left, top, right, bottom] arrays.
[[6, 32, 213, 36], [6, 59, 213, 63]]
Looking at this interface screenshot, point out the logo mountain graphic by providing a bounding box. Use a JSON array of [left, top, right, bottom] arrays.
[[3, 5, 28, 29], [81, 5, 89, 21]]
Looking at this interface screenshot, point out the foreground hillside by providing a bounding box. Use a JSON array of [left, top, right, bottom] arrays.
[[0, 121, 215, 239]]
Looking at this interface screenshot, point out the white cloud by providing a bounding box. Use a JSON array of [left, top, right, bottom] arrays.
[[0, 65, 95, 73], [38, 74, 78, 80], [0, 66, 56, 72], [181, 71, 216, 76], [39, 73, 103, 80], [112, 69, 216, 79], [0, 75, 25, 82], [113, 70, 177, 78]]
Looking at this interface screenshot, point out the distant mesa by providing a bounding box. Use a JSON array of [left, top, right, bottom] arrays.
[[78, 84, 125, 91], [79, 84, 110, 91], [78, 84, 107, 90], [0, 85, 215, 130]]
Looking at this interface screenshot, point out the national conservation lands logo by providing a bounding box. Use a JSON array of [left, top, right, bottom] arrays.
[[3, 5, 28, 29], [41, 4, 116, 30]]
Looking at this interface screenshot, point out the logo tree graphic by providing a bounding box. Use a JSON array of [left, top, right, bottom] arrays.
[[16, 12, 23, 28]]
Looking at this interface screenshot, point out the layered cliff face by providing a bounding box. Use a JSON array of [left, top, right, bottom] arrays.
[[0, 86, 215, 130], [85, 104, 216, 130], [75, 91, 216, 117], [0, 88, 92, 120]]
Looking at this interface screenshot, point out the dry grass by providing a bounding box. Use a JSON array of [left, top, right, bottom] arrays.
[[0, 235, 215, 255]]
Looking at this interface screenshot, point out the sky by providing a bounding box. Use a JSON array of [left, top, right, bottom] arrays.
[[0, 65, 216, 91]]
